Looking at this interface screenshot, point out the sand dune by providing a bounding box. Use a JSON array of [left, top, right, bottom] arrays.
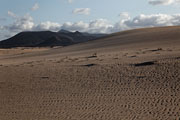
[[0, 26, 180, 120]]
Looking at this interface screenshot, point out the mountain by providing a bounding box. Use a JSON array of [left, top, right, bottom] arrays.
[[57, 30, 106, 43], [58, 29, 71, 34], [0, 30, 106, 48]]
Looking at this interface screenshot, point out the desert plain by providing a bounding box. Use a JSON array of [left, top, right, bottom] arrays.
[[0, 26, 180, 120]]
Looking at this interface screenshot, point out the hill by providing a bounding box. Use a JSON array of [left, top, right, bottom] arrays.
[[0, 30, 106, 48], [53, 26, 180, 53]]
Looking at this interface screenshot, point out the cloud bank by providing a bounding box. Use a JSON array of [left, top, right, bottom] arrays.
[[148, 0, 180, 5], [2, 12, 180, 40]]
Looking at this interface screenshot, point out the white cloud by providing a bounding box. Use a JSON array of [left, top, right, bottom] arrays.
[[5, 14, 34, 33], [67, 0, 74, 3], [61, 21, 89, 32], [60, 19, 112, 33], [73, 8, 91, 15], [34, 21, 61, 31], [31, 3, 39, 11], [88, 19, 113, 33], [111, 13, 180, 32], [148, 0, 180, 5], [1, 13, 35, 39], [119, 12, 130, 20], [8, 11, 17, 18], [5, 11, 61, 33]]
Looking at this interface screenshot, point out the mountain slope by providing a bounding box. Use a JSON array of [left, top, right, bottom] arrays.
[[0, 30, 106, 48]]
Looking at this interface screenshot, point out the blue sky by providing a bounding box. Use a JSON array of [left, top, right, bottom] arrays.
[[1, 0, 180, 40]]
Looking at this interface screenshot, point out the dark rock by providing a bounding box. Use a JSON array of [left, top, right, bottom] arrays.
[[83, 64, 97, 67], [134, 61, 156, 67]]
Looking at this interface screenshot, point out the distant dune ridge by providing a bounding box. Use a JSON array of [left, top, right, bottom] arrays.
[[39, 26, 180, 54], [72, 26, 180, 50], [0, 29, 106, 48]]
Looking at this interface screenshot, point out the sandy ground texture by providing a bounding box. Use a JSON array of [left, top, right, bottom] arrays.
[[0, 26, 180, 120]]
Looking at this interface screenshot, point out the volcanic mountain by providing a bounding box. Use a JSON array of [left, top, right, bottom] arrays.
[[0, 30, 106, 48]]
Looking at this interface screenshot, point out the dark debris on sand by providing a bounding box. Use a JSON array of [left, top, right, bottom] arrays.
[[133, 61, 156, 67]]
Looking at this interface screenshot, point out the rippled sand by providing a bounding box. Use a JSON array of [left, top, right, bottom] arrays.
[[0, 26, 180, 120]]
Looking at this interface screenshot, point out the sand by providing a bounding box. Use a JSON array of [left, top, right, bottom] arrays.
[[0, 26, 180, 120]]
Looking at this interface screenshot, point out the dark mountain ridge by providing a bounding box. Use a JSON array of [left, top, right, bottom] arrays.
[[0, 30, 106, 48]]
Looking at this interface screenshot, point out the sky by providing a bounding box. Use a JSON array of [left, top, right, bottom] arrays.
[[1, 0, 180, 40]]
